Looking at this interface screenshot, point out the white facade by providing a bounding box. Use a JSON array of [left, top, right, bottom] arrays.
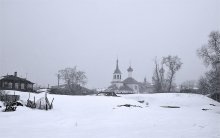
[[111, 59, 123, 88], [110, 59, 140, 94]]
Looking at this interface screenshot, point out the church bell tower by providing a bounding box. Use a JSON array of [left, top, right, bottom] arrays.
[[112, 59, 122, 82]]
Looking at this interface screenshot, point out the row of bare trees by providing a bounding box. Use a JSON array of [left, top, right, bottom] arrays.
[[51, 67, 91, 95], [197, 31, 220, 94], [51, 31, 219, 95], [58, 67, 87, 87], [152, 30, 220, 94], [152, 56, 182, 92]]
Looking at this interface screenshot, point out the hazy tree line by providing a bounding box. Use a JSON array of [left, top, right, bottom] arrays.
[[50, 31, 219, 95], [58, 67, 87, 86], [50, 67, 95, 95], [197, 31, 220, 95], [152, 30, 220, 94]]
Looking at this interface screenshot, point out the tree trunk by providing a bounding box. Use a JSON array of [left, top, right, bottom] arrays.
[[168, 73, 174, 92]]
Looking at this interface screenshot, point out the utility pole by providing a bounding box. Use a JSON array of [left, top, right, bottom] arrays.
[[57, 74, 60, 87]]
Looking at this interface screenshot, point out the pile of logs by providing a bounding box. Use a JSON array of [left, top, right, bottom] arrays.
[[1, 92, 54, 112], [1, 94, 21, 112], [36, 97, 54, 110], [4, 103, 17, 112], [4, 101, 23, 112], [26, 95, 54, 110], [26, 97, 36, 109]]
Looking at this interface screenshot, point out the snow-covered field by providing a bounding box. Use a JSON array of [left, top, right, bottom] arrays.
[[0, 91, 220, 138]]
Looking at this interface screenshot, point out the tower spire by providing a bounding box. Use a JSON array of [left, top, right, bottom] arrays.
[[113, 58, 122, 83], [114, 58, 122, 74], [116, 58, 119, 69]]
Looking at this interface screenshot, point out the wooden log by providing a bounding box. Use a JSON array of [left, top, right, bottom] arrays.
[[50, 98, 54, 109]]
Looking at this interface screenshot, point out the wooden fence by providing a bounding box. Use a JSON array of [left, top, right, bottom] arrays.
[[0, 95, 20, 102]]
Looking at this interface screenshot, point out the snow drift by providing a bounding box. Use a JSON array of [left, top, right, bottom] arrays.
[[0, 91, 219, 138]]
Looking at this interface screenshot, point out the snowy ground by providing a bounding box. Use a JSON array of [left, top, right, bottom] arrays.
[[0, 91, 220, 138]]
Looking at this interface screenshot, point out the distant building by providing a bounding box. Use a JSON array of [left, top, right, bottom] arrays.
[[139, 77, 154, 93], [105, 59, 153, 94], [0, 72, 34, 92], [50, 84, 95, 95]]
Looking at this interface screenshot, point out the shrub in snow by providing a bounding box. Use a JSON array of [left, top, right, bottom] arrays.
[[0, 102, 3, 108], [36, 97, 53, 110], [0, 90, 6, 95], [36, 97, 49, 110], [26, 99, 36, 109]]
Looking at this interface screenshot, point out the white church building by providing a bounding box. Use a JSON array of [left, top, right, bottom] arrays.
[[105, 59, 153, 94]]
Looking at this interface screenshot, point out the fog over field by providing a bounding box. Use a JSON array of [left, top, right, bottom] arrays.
[[0, 0, 219, 88]]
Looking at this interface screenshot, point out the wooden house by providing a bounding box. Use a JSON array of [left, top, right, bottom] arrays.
[[0, 72, 34, 92]]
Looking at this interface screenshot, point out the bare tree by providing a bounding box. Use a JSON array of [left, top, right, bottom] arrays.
[[197, 31, 220, 94], [152, 59, 162, 92], [198, 76, 210, 95], [197, 31, 220, 67], [58, 67, 87, 87], [162, 55, 182, 92], [198, 69, 219, 94], [152, 58, 167, 92]]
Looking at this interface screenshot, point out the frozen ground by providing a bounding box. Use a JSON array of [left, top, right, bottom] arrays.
[[0, 91, 220, 138]]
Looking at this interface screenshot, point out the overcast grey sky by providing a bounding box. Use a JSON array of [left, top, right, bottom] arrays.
[[0, 0, 219, 89]]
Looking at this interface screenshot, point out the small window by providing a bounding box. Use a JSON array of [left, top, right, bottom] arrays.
[[28, 84, 32, 89], [8, 82, 12, 89], [21, 83, 25, 89], [3, 82, 8, 88], [15, 83, 19, 89]]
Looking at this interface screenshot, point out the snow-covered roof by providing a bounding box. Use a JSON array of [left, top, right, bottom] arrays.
[[0, 75, 34, 84], [106, 84, 133, 92], [119, 85, 133, 91], [123, 77, 139, 84]]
